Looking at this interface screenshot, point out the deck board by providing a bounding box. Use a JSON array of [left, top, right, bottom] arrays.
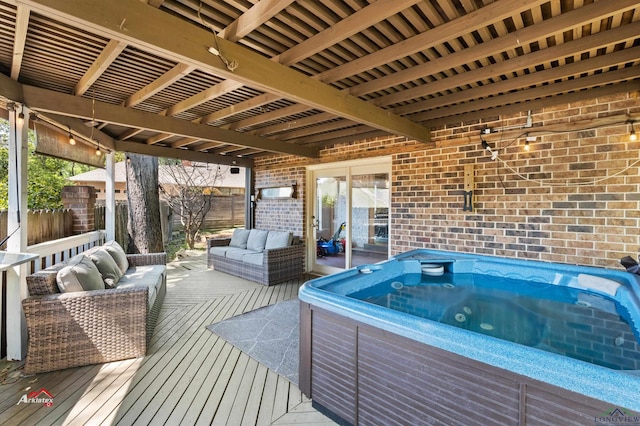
[[0, 252, 335, 425]]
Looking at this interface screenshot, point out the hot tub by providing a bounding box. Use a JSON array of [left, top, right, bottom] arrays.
[[298, 249, 640, 425]]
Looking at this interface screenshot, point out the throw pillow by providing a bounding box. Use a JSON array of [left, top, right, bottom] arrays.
[[246, 229, 269, 252], [265, 231, 293, 249], [229, 228, 251, 249], [90, 248, 123, 288], [103, 240, 129, 274], [56, 255, 105, 293]]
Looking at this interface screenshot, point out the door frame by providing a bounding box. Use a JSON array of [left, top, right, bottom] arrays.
[[306, 157, 391, 274]]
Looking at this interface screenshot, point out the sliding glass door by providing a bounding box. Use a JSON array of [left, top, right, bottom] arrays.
[[309, 159, 390, 274]]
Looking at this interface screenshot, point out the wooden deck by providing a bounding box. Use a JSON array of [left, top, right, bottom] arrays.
[[0, 252, 336, 425]]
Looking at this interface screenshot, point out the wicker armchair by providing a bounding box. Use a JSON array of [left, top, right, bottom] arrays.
[[22, 252, 166, 375]]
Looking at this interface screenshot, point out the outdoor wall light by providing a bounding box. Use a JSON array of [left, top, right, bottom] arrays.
[[524, 134, 536, 152]]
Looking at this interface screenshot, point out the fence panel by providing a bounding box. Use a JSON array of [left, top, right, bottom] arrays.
[[0, 209, 73, 247]]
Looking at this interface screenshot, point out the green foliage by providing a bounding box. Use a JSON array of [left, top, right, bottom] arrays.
[[0, 119, 95, 210]]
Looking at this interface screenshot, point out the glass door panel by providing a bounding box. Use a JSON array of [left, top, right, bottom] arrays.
[[313, 174, 347, 272], [351, 172, 389, 267]]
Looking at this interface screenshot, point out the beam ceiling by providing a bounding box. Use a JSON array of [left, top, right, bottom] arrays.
[[0, 0, 636, 165]]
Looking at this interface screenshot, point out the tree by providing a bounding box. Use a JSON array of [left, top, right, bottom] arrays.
[[125, 154, 163, 254], [159, 160, 225, 249]]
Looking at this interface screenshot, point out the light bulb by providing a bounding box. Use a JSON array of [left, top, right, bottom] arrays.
[[95, 147, 101, 156], [524, 140, 530, 152], [630, 129, 637, 142], [69, 134, 76, 145], [17, 112, 24, 126]]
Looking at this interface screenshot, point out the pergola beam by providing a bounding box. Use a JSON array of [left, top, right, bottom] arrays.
[[18, 0, 431, 143], [14, 82, 319, 158], [10, 5, 30, 80], [219, 0, 294, 42], [125, 63, 195, 107], [74, 39, 128, 96]]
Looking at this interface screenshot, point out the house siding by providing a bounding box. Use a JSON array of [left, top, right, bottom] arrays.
[[254, 91, 640, 269]]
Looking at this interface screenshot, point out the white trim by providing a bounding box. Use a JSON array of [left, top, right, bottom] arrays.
[[306, 156, 391, 171]]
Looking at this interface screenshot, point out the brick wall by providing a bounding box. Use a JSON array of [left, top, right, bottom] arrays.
[[61, 185, 96, 235], [254, 91, 640, 269]]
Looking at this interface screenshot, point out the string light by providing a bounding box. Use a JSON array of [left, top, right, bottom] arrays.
[[68, 127, 76, 145], [17, 110, 24, 126], [630, 121, 637, 142], [524, 140, 530, 152]]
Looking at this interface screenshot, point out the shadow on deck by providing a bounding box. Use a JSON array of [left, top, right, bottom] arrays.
[[0, 251, 335, 425]]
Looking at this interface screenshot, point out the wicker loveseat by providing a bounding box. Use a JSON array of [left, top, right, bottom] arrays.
[[22, 241, 166, 375], [207, 229, 304, 286]]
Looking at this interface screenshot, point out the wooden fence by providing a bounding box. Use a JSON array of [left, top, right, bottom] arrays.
[[0, 209, 73, 246]]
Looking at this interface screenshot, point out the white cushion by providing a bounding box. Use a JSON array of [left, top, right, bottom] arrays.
[[265, 231, 293, 250], [246, 229, 269, 252], [56, 255, 105, 293], [103, 240, 129, 274], [89, 247, 123, 288], [229, 229, 251, 249]]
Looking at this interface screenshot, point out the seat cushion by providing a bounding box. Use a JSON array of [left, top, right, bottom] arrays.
[[117, 264, 166, 308], [229, 228, 251, 249], [246, 229, 269, 251], [226, 248, 257, 261], [89, 247, 123, 288], [209, 246, 231, 257], [265, 231, 293, 249], [242, 252, 264, 266], [103, 240, 129, 274], [56, 255, 105, 293]]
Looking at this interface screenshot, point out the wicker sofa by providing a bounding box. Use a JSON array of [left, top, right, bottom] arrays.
[[22, 241, 166, 374], [207, 229, 304, 286]]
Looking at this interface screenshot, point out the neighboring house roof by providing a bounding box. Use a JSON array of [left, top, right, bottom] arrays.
[[69, 162, 246, 188]]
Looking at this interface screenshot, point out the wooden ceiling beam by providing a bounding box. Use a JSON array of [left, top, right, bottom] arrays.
[[10, 5, 30, 80], [317, 0, 551, 83], [170, 0, 424, 134], [387, 24, 640, 112], [415, 68, 640, 124], [164, 79, 242, 117], [16, 83, 319, 158], [15, 0, 429, 142], [74, 39, 127, 96], [254, 112, 336, 137], [114, 139, 253, 167], [274, 0, 422, 66], [350, 0, 640, 98], [218, 0, 294, 42], [199, 93, 278, 125], [124, 63, 195, 107], [427, 80, 640, 129]]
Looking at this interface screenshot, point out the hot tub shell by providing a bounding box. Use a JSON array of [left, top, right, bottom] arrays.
[[299, 249, 640, 425]]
